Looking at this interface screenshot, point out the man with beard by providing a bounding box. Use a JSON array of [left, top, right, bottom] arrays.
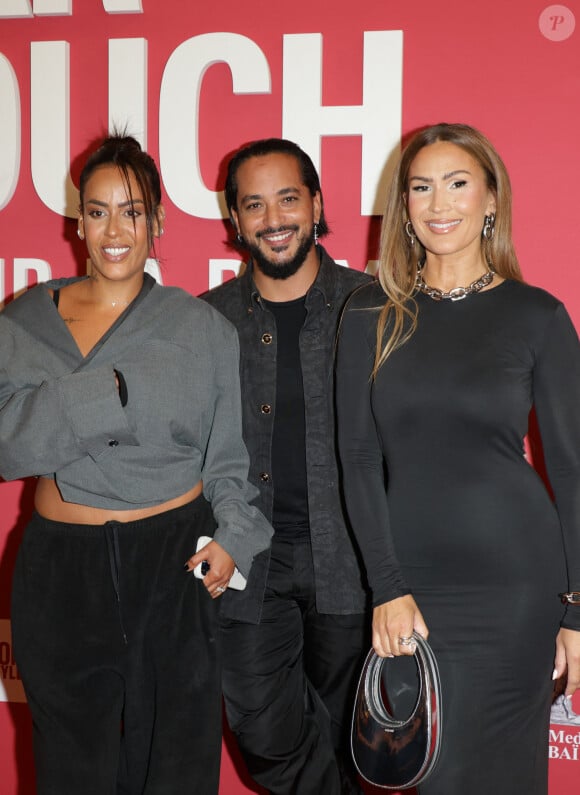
[[202, 139, 371, 794]]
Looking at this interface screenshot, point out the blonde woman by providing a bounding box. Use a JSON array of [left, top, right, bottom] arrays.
[[336, 123, 580, 793]]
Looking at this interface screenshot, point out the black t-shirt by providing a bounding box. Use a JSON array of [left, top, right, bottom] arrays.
[[264, 296, 310, 537]]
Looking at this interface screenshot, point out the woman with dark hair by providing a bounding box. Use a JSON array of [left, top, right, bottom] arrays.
[[336, 123, 580, 792], [0, 134, 272, 794]]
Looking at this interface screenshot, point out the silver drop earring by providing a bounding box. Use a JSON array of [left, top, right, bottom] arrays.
[[405, 220, 416, 247], [482, 213, 495, 241], [314, 223, 319, 246]]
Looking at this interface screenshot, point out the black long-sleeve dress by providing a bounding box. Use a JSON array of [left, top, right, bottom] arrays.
[[336, 278, 580, 794]]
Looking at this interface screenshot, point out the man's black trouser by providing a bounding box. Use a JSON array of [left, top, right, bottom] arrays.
[[221, 533, 368, 795], [11, 496, 222, 795]]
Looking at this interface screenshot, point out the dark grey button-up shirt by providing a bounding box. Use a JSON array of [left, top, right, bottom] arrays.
[[203, 247, 372, 622]]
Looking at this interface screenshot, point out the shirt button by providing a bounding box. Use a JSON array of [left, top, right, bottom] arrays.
[[261, 333, 273, 345], [260, 404, 272, 414], [259, 472, 270, 482], [108, 439, 119, 447]]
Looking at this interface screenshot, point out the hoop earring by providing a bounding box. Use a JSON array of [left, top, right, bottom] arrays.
[[313, 222, 319, 246], [482, 213, 495, 241], [405, 220, 416, 247]]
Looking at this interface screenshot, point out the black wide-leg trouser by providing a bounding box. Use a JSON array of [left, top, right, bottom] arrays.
[[221, 534, 368, 795], [11, 496, 222, 795]]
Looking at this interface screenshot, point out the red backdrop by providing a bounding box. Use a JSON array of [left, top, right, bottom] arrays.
[[1, 1, 579, 792]]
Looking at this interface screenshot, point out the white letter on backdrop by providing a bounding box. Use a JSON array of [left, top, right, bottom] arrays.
[[159, 33, 271, 219], [145, 258, 163, 284], [31, 42, 78, 218], [0, 55, 21, 210], [0, 0, 32, 17], [282, 31, 402, 215], [103, 0, 143, 12], [33, 0, 71, 14], [208, 259, 242, 289], [109, 39, 147, 146], [13, 259, 52, 297]]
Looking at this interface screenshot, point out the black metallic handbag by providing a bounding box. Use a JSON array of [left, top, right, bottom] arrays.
[[351, 632, 442, 790]]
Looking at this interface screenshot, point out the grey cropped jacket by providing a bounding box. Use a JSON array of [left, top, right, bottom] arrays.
[[0, 274, 272, 576]]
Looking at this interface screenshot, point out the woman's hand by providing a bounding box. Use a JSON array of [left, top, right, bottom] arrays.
[[554, 628, 580, 695], [372, 594, 429, 657], [185, 540, 236, 599]]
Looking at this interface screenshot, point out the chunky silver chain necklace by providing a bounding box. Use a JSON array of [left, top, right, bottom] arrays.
[[416, 266, 495, 302]]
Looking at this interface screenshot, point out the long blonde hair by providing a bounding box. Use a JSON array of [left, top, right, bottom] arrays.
[[373, 123, 523, 377]]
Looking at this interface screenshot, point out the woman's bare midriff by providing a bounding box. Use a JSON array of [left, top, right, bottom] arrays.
[[34, 477, 203, 525]]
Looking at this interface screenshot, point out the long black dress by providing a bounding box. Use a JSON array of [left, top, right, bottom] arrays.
[[336, 278, 580, 794]]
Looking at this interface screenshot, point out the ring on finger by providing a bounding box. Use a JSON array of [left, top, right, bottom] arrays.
[[398, 635, 416, 648], [216, 585, 226, 594]]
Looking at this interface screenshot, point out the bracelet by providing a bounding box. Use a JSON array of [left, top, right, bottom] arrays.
[[559, 591, 580, 605]]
